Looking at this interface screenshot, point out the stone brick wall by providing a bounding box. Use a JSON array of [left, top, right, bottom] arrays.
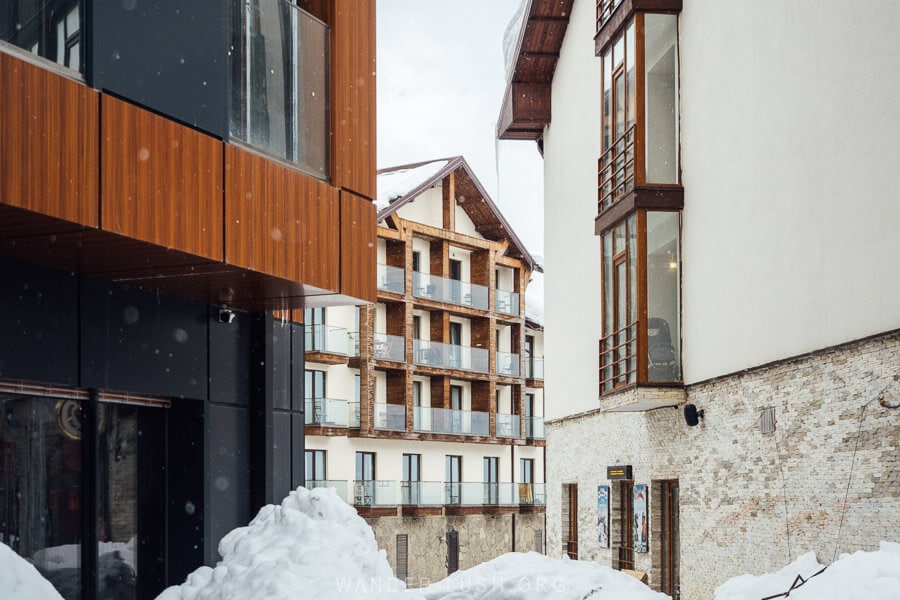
[[366, 513, 546, 588], [546, 331, 899, 600]]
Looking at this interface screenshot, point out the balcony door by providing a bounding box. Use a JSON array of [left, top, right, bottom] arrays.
[[449, 259, 462, 303], [449, 385, 462, 433], [445, 455, 461, 504], [449, 322, 462, 368], [354, 452, 375, 505], [483, 457, 499, 505], [402, 454, 421, 505]]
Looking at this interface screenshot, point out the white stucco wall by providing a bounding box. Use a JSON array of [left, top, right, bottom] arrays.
[[397, 185, 443, 228], [679, 0, 900, 382], [454, 204, 480, 238], [542, 0, 602, 420]]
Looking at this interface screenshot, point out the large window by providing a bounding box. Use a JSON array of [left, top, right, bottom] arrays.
[[601, 211, 681, 392], [0, 0, 82, 72], [305, 449, 325, 483]]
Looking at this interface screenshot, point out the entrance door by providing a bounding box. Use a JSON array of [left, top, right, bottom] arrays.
[[614, 480, 634, 570], [563, 483, 578, 559], [660, 480, 680, 598]]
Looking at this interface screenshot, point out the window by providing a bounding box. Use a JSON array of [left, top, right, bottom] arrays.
[[600, 211, 681, 392], [520, 458, 534, 484], [304, 369, 326, 423], [305, 449, 326, 484], [483, 457, 499, 504], [402, 454, 421, 505], [1, 1, 83, 72], [445, 455, 461, 504], [354, 452, 375, 505], [304, 308, 326, 352]]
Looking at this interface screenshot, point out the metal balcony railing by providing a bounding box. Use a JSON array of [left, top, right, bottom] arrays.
[[600, 321, 638, 391], [525, 416, 546, 439], [496, 351, 520, 377], [373, 403, 406, 431], [496, 289, 520, 315], [304, 397, 349, 427], [412, 407, 489, 436], [413, 272, 489, 310], [400, 481, 443, 506], [598, 124, 635, 213], [230, 0, 330, 177], [305, 324, 348, 355], [596, 0, 625, 33], [377, 263, 405, 294], [496, 413, 521, 438], [412, 339, 488, 373], [525, 357, 544, 380]]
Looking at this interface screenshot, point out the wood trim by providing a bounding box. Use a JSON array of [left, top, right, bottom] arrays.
[[101, 95, 223, 260], [635, 13, 647, 186], [332, 0, 376, 200], [0, 52, 99, 227], [339, 189, 376, 302], [595, 0, 682, 55], [443, 172, 456, 231], [594, 186, 683, 235], [636, 210, 648, 382]]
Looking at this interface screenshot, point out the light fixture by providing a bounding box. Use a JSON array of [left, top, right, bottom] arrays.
[[683, 403, 704, 427]]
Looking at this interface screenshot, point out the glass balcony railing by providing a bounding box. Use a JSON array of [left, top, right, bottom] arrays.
[[412, 272, 489, 310], [374, 403, 406, 431], [230, 0, 330, 177], [348, 401, 360, 427], [304, 397, 349, 427], [524, 357, 544, 380], [413, 407, 489, 436], [374, 332, 405, 362], [400, 481, 443, 506], [496, 413, 521, 438], [496, 351, 520, 377], [525, 416, 546, 439], [413, 339, 488, 373], [496, 289, 520, 316], [377, 264, 405, 294], [445, 482, 520, 506], [306, 479, 349, 501], [353, 480, 397, 507], [305, 325, 348, 355], [518, 482, 547, 506]]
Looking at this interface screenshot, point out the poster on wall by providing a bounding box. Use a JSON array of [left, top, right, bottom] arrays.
[[597, 485, 610, 547], [633, 484, 648, 553]]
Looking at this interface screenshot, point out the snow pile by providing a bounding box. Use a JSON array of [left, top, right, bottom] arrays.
[[156, 486, 405, 600], [418, 552, 668, 600], [715, 541, 900, 600], [0, 542, 64, 600], [376, 160, 449, 210]]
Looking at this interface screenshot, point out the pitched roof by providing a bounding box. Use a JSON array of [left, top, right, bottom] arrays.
[[377, 156, 536, 271]]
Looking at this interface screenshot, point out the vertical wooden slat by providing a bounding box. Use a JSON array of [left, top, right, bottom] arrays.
[[332, 0, 376, 200], [339, 190, 376, 302], [101, 95, 223, 260], [0, 52, 99, 227]]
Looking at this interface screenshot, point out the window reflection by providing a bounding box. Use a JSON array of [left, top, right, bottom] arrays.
[[0, 1, 82, 72]]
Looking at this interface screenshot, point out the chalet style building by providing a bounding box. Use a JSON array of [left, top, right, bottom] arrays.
[[499, 1, 900, 599], [303, 157, 547, 584], [0, 1, 375, 598]]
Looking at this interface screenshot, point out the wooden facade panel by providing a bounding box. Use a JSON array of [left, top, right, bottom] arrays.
[[225, 145, 339, 291], [101, 95, 223, 260], [332, 0, 376, 200], [339, 190, 376, 303], [0, 52, 99, 227]]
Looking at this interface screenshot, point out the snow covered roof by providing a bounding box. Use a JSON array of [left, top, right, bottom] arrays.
[[377, 156, 536, 272]]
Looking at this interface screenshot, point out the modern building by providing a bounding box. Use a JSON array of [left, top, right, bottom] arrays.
[[303, 156, 547, 585], [499, 1, 900, 598], [0, 1, 375, 598]]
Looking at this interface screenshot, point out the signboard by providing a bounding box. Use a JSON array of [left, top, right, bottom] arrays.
[[606, 465, 632, 480], [633, 484, 648, 553], [597, 485, 610, 548]]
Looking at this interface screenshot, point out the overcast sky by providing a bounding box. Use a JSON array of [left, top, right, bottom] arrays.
[[376, 0, 545, 258]]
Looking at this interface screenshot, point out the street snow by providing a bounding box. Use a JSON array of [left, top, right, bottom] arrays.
[[2, 486, 898, 600]]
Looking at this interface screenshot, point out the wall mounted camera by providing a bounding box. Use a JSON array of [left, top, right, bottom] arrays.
[[218, 309, 236, 324], [683, 403, 705, 427]]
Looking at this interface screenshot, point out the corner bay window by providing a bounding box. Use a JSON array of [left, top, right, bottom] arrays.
[[601, 211, 681, 392]]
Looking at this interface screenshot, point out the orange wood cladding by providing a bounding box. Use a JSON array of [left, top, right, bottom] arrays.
[[340, 190, 376, 303], [332, 0, 376, 200], [225, 144, 339, 291], [0, 52, 99, 227], [101, 95, 224, 260]]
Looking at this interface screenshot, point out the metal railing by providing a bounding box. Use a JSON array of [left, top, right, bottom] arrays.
[[413, 272, 489, 310], [373, 403, 406, 431], [496, 413, 521, 438], [525, 416, 546, 439], [496, 289, 520, 315], [596, 0, 625, 32], [305, 324, 348, 355], [377, 263, 405, 294], [400, 481, 443, 506], [230, 0, 330, 176], [600, 321, 638, 391], [304, 397, 349, 427], [525, 356, 544, 380], [413, 339, 489, 373], [598, 124, 635, 213], [412, 407, 490, 436], [496, 351, 520, 377]]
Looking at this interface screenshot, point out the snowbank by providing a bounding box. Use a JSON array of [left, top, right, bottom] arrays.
[[0, 542, 64, 600], [156, 486, 405, 600], [715, 541, 900, 600]]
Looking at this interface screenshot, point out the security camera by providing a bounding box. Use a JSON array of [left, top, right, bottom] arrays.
[[683, 403, 704, 427], [218, 309, 236, 324]]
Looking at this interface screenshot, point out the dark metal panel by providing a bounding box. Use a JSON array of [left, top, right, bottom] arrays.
[[206, 403, 251, 566], [272, 411, 292, 502], [80, 277, 209, 399], [92, 0, 229, 138], [166, 397, 205, 586], [0, 259, 78, 385], [209, 307, 251, 407]]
